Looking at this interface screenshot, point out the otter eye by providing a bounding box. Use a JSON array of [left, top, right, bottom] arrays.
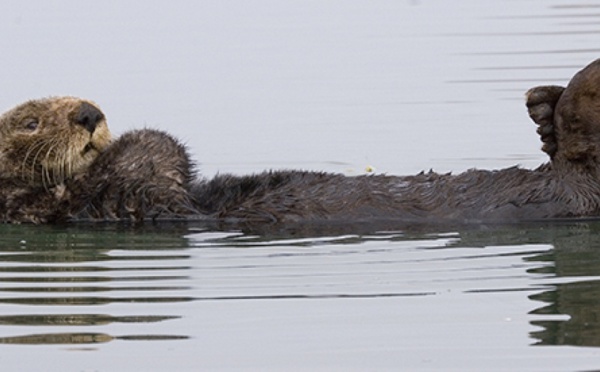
[[23, 120, 39, 131]]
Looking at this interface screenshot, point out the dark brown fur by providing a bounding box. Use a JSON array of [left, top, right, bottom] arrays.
[[189, 59, 600, 224], [191, 166, 590, 223], [4, 59, 600, 224], [66, 129, 198, 221]]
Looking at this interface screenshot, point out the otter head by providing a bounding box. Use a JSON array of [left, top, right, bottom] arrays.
[[553, 59, 600, 171], [0, 96, 111, 187]]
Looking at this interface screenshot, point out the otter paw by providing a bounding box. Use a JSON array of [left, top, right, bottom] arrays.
[[526, 85, 564, 124], [525, 85, 565, 159]]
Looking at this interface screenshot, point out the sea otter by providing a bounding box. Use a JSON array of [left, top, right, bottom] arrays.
[[2, 60, 600, 224], [0, 97, 196, 223]]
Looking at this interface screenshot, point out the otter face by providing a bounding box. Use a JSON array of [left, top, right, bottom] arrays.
[[0, 96, 111, 187]]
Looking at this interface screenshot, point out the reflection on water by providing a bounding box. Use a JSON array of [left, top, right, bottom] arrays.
[[0, 224, 192, 345], [1, 219, 600, 368], [525, 224, 600, 347], [0, 332, 187, 345], [0, 222, 600, 346], [447, 222, 600, 348]]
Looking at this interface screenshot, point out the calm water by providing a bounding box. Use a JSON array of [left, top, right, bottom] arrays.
[[2, 0, 600, 371]]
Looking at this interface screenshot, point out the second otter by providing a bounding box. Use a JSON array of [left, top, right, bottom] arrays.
[[3, 59, 600, 224]]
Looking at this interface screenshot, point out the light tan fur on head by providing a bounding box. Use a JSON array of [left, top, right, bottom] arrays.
[[0, 96, 111, 187]]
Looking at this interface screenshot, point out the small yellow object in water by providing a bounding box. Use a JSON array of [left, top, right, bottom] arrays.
[[365, 165, 375, 173]]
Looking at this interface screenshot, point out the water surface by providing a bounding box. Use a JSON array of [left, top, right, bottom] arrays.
[[2, 0, 600, 371]]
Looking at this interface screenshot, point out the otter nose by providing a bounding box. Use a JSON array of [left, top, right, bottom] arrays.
[[76, 102, 104, 134]]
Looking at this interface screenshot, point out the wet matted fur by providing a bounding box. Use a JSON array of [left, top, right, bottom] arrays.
[[3, 59, 600, 224]]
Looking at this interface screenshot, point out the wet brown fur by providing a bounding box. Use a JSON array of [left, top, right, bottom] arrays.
[[192, 59, 600, 224], [0, 97, 195, 223], [3, 59, 600, 224], [192, 166, 589, 223]]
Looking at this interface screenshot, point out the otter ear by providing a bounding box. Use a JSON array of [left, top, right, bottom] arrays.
[[525, 85, 565, 159]]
